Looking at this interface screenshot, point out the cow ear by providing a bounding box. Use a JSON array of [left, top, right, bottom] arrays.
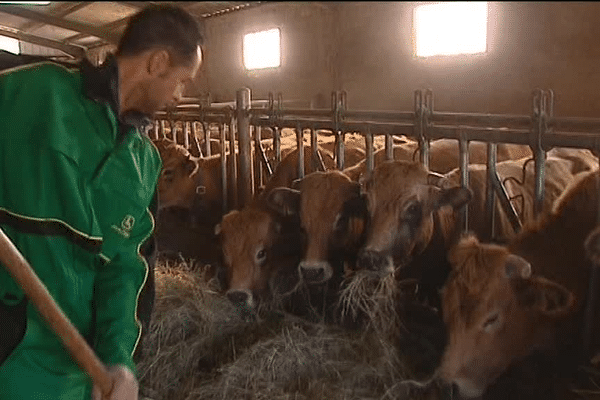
[[585, 226, 600, 266], [184, 156, 197, 176], [512, 277, 575, 319], [266, 187, 301, 216], [437, 186, 472, 210]]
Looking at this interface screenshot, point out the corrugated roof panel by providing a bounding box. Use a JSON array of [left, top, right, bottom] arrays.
[[63, 2, 137, 27]]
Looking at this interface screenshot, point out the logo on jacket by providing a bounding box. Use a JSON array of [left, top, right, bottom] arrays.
[[111, 215, 135, 238]]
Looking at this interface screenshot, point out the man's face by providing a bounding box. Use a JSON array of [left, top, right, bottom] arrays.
[[145, 46, 202, 114]]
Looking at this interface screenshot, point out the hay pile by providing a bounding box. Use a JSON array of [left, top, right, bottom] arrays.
[[136, 259, 441, 400]]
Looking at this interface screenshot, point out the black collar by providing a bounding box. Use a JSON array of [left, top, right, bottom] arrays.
[[80, 54, 152, 136]]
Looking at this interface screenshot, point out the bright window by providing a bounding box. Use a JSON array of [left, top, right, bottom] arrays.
[[414, 2, 488, 57], [243, 28, 281, 70], [0, 36, 20, 54]]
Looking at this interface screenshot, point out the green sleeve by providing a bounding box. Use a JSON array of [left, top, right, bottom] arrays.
[[92, 207, 155, 374]]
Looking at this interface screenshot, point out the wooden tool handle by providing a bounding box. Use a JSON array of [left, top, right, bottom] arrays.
[[0, 227, 114, 397]]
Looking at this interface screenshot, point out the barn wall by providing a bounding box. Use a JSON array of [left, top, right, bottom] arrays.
[[196, 2, 337, 106], [198, 2, 600, 117], [335, 1, 600, 117]]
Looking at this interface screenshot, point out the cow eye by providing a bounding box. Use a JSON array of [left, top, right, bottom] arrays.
[[403, 202, 422, 223], [482, 311, 501, 332], [162, 169, 174, 182], [255, 248, 267, 263]]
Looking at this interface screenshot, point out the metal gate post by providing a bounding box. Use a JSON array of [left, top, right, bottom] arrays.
[[458, 128, 470, 234], [236, 88, 253, 208], [485, 142, 498, 242]]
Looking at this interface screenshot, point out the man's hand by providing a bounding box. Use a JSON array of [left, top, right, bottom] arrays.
[[92, 365, 138, 400]]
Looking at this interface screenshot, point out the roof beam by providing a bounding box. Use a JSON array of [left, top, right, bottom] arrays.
[[0, 4, 119, 44], [20, 2, 91, 32], [64, 14, 129, 44], [0, 25, 85, 58]]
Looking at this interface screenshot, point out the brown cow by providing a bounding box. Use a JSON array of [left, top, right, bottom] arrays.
[[356, 156, 581, 309], [430, 170, 600, 398], [215, 146, 338, 313], [342, 139, 532, 182], [267, 170, 368, 320]]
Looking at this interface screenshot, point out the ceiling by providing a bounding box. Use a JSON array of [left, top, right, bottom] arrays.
[[0, 1, 265, 59]]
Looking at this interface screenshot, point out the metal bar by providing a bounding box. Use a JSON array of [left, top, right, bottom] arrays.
[[203, 122, 211, 157], [183, 121, 190, 149], [430, 112, 532, 126], [219, 123, 228, 215], [335, 131, 345, 170], [385, 133, 393, 161], [0, 25, 85, 58], [296, 124, 305, 179], [273, 126, 281, 170], [254, 126, 263, 193], [365, 127, 374, 174], [0, 4, 119, 44], [458, 131, 469, 234], [228, 118, 238, 210], [191, 125, 202, 158], [533, 89, 546, 217], [485, 142, 498, 242], [310, 128, 320, 172], [490, 170, 522, 234], [236, 88, 253, 208]]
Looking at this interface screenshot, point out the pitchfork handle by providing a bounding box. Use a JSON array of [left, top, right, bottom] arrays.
[[0, 227, 114, 398]]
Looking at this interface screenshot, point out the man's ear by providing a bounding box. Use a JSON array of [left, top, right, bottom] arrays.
[[147, 49, 171, 77]]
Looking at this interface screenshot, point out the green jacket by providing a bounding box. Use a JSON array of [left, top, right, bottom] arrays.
[[0, 58, 162, 399]]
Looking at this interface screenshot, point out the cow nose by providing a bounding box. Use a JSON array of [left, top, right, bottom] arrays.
[[226, 289, 250, 306], [357, 249, 389, 274], [299, 261, 331, 284]]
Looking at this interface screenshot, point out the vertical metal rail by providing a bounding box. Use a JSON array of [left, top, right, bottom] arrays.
[[485, 142, 498, 242], [420, 89, 432, 169], [219, 123, 228, 215], [183, 121, 190, 149], [296, 124, 305, 180], [365, 126, 375, 174], [532, 89, 546, 217], [203, 122, 212, 157], [458, 128, 469, 234], [153, 121, 159, 140], [228, 116, 238, 210], [191, 122, 202, 158], [254, 125, 263, 193], [236, 88, 253, 208], [310, 127, 320, 171]]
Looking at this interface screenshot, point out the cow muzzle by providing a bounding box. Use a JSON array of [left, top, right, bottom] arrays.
[[356, 249, 394, 277], [226, 289, 256, 322], [298, 261, 333, 284]]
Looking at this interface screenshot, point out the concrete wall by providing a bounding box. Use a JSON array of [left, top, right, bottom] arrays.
[[199, 1, 600, 117], [197, 2, 337, 106]]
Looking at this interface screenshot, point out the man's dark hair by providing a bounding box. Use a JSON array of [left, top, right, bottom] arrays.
[[116, 5, 205, 65]]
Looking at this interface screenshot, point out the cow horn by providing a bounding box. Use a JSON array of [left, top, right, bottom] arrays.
[[214, 223, 222, 236], [427, 171, 447, 187], [504, 254, 532, 279]]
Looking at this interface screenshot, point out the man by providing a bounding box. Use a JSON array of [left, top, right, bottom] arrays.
[[0, 5, 203, 400]]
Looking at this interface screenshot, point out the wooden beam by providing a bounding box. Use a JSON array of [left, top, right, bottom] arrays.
[[20, 2, 92, 32], [0, 25, 85, 58], [0, 4, 120, 44]]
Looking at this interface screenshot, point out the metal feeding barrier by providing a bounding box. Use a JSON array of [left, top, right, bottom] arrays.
[[151, 88, 600, 361]]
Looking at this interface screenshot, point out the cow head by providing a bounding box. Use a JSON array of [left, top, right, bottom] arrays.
[[438, 236, 576, 398], [215, 206, 303, 314], [356, 160, 472, 276], [267, 170, 368, 286], [155, 141, 200, 209]]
